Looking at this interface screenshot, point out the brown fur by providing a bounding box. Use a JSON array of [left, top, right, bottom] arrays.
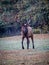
[[21, 25, 34, 49]]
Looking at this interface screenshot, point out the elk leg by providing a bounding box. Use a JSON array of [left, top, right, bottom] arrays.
[[27, 37, 29, 49], [22, 37, 24, 49], [31, 35, 34, 49]]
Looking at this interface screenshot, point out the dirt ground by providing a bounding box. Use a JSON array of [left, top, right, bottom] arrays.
[[0, 34, 49, 65], [0, 50, 49, 65], [0, 34, 49, 40]]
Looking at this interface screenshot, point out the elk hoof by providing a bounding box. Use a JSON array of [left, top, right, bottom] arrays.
[[33, 46, 34, 49], [22, 46, 24, 49]]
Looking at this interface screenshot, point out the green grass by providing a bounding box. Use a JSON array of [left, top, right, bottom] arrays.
[[0, 38, 49, 51]]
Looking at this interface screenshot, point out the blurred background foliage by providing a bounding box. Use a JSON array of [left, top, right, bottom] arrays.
[[0, 0, 49, 37]]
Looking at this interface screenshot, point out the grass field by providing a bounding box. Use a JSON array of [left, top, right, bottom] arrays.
[[0, 34, 49, 65], [0, 34, 49, 50]]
